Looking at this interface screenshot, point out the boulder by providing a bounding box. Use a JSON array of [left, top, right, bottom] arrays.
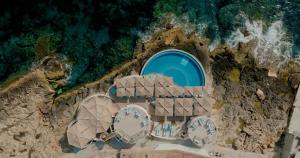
[[289, 73, 300, 89], [268, 69, 277, 78], [256, 89, 266, 101]]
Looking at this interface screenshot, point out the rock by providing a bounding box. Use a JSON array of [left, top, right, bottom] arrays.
[[289, 73, 300, 89], [228, 68, 240, 82], [212, 51, 295, 154], [268, 69, 277, 78], [0, 70, 61, 157], [40, 56, 66, 80], [256, 89, 266, 101]]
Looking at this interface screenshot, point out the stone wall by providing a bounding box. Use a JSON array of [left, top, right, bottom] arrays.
[[282, 86, 300, 158]]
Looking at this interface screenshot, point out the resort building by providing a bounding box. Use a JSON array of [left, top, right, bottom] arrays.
[[66, 49, 217, 157]]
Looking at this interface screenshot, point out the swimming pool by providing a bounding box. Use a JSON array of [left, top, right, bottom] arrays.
[[141, 49, 206, 86]]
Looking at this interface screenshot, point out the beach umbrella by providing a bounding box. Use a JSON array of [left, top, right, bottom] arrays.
[[67, 120, 96, 149], [77, 95, 116, 134]]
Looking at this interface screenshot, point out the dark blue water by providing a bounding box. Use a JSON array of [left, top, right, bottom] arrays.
[[141, 50, 206, 86], [172, 0, 300, 59]]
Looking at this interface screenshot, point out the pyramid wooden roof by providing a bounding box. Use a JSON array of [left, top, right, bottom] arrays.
[[193, 97, 211, 116], [155, 98, 174, 116]]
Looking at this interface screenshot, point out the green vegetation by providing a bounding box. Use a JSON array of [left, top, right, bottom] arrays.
[[154, 0, 184, 18], [225, 137, 234, 145], [213, 99, 224, 110], [228, 68, 240, 82], [238, 117, 247, 130], [0, 0, 298, 89], [218, 4, 242, 35], [0, 0, 155, 89], [0, 33, 36, 82], [254, 100, 264, 115]]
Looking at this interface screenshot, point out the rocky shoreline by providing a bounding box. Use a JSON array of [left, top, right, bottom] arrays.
[[0, 26, 299, 158]]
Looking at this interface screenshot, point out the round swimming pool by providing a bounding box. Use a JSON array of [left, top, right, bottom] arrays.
[[141, 49, 206, 86]]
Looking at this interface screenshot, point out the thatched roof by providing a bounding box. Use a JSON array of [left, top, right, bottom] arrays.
[[117, 88, 126, 97], [193, 97, 211, 116], [135, 77, 145, 87], [155, 98, 174, 116], [67, 121, 96, 149], [184, 87, 194, 97]]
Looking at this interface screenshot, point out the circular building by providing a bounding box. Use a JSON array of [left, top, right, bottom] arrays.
[[76, 94, 118, 134], [141, 49, 206, 86], [187, 116, 217, 147], [113, 104, 151, 144]]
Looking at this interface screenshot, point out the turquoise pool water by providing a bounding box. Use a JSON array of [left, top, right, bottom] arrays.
[[141, 49, 206, 86]]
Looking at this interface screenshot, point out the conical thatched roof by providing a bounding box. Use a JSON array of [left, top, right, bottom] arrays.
[[76, 94, 117, 134], [67, 121, 96, 148]]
